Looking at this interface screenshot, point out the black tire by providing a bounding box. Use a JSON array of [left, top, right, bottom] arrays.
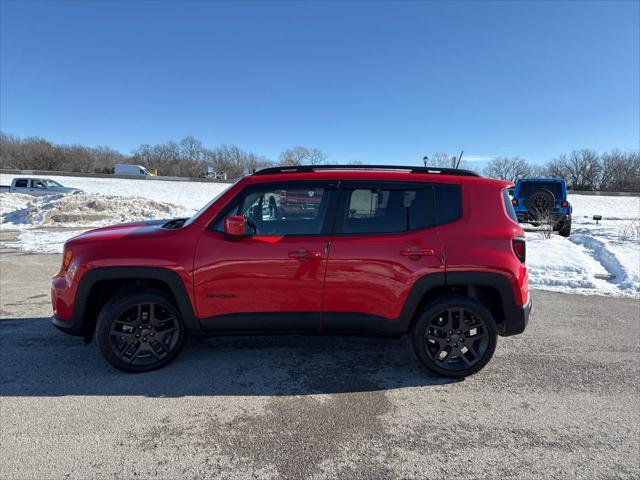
[[412, 296, 498, 378], [96, 290, 185, 373], [524, 189, 555, 220], [558, 217, 572, 237]]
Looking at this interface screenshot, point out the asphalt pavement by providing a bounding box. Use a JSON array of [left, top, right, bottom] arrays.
[[1, 248, 638, 479]]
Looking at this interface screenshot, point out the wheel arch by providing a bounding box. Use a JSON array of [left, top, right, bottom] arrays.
[[71, 267, 201, 339], [399, 271, 524, 336]]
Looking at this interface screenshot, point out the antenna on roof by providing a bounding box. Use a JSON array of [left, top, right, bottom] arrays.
[[455, 150, 464, 169]]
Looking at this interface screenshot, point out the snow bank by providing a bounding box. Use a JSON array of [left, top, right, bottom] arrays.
[[526, 233, 639, 297], [0, 193, 33, 223], [1, 193, 191, 228], [525, 195, 639, 298]]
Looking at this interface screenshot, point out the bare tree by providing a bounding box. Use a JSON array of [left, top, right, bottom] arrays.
[[0, 132, 23, 168], [600, 149, 640, 192], [428, 152, 454, 168], [483, 156, 532, 182], [279, 146, 327, 166], [547, 149, 602, 190]]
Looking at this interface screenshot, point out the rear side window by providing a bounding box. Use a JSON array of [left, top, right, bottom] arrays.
[[14, 179, 28, 188], [503, 189, 518, 222], [341, 187, 435, 234], [434, 184, 462, 224]]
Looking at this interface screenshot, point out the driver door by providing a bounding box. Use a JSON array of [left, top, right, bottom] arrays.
[[193, 181, 337, 333]]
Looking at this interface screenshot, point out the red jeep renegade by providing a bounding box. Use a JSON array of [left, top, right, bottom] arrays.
[[51, 165, 531, 377]]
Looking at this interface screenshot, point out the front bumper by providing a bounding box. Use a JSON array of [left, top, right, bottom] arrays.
[[51, 314, 84, 337], [499, 294, 532, 337]]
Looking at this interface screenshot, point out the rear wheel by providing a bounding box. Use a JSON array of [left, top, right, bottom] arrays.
[[96, 291, 185, 372], [412, 296, 497, 377]]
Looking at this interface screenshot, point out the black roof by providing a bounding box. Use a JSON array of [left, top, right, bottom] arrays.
[[253, 164, 480, 177]]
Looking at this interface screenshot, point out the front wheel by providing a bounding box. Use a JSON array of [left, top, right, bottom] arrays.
[[96, 291, 185, 372], [412, 296, 498, 377]]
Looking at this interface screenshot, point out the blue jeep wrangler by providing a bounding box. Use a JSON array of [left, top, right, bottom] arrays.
[[511, 178, 572, 237]]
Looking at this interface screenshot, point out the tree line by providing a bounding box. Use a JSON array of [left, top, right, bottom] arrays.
[[480, 149, 639, 191], [1, 132, 638, 191], [0, 132, 330, 180]]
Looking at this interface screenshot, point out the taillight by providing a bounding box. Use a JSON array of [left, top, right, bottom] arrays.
[[512, 238, 526, 263], [511, 198, 518, 206], [561, 200, 568, 208]]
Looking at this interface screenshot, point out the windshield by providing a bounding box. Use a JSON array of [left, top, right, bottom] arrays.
[[183, 180, 238, 227], [517, 181, 563, 198], [44, 180, 63, 187]]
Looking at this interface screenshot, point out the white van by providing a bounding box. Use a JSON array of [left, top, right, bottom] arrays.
[[114, 164, 154, 176]]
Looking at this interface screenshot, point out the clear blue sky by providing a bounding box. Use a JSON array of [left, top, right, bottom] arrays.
[[1, 1, 638, 165]]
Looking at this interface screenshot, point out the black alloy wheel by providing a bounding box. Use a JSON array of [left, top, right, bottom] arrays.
[[96, 291, 185, 372], [412, 296, 497, 377]]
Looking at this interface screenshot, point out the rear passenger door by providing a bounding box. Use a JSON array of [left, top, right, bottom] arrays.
[[321, 182, 447, 333]]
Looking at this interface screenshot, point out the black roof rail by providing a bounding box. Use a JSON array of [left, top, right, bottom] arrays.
[[253, 164, 480, 177]]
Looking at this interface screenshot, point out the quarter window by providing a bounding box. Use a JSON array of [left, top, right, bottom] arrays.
[[14, 179, 28, 188], [434, 184, 462, 224]]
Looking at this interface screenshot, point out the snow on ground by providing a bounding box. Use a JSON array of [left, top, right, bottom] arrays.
[[526, 195, 639, 298], [3, 229, 88, 254], [0, 173, 230, 211], [0, 173, 638, 297]]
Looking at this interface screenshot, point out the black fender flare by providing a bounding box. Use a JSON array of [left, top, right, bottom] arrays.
[[62, 267, 201, 337], [397, 271, 526, 336]]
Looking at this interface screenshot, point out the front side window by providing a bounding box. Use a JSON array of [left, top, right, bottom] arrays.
[[341, 187, 434, 234], [214, 184, 331, 236]]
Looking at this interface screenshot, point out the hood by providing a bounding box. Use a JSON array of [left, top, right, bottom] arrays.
[[68, 218, 183, 244]]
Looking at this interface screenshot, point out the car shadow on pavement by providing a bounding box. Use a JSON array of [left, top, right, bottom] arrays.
[[0, 317, 459, 397]]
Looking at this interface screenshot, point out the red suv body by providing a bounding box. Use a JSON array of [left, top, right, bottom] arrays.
[[52, 165, 531, 376]]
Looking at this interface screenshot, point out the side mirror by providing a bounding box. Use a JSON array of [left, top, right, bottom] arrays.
[[224, 215, 249, 238]]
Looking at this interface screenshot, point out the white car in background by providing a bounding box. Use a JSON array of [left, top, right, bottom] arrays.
[[0, 178, 85, 196]]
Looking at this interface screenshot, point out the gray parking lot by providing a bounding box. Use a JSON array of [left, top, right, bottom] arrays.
[[1, 246, 639, 479]]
